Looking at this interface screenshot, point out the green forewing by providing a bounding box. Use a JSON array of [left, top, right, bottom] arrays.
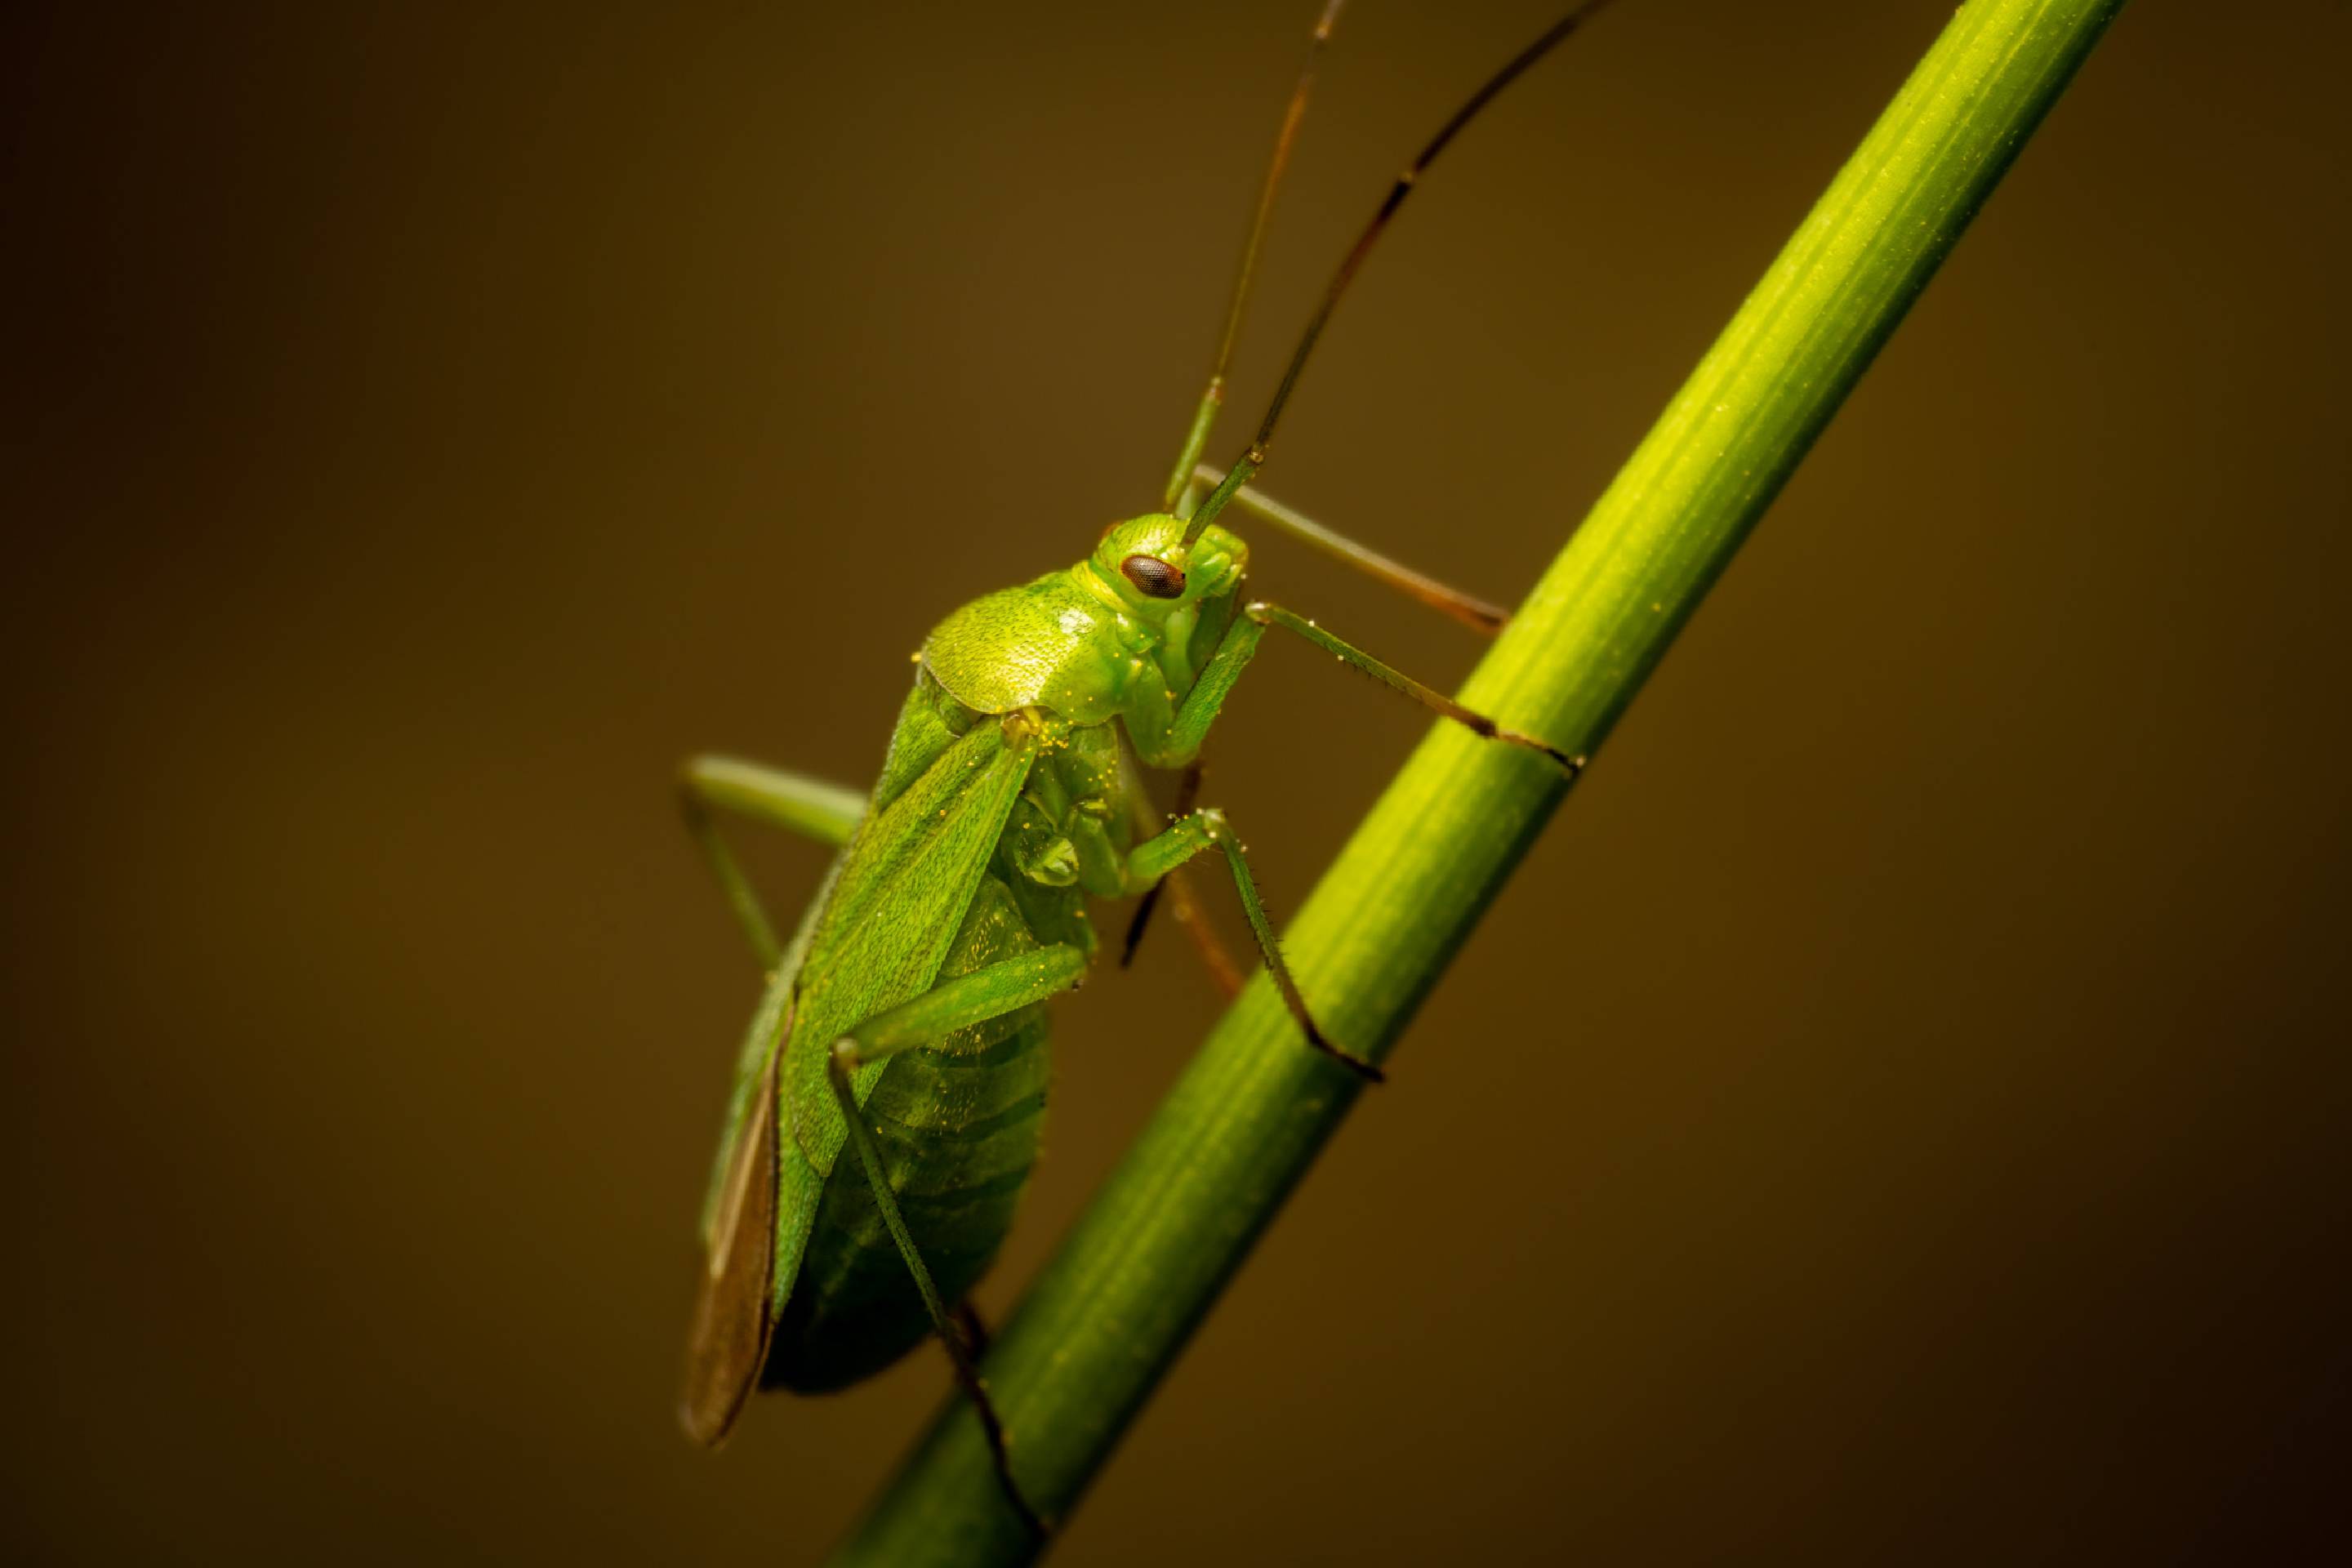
[[772, 704, 1039, 1308], [697, 849, 844, 1245]]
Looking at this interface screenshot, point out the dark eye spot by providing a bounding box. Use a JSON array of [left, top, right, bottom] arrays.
[[1120, 554, 1187, 599]]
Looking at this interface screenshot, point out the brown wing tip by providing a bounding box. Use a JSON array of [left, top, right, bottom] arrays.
[[679, 1055, 782, 1450], [678, 1367, 749, 1449]]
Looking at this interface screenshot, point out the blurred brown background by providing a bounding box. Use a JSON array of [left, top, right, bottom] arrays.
[[7, 1, 2348, 1561]]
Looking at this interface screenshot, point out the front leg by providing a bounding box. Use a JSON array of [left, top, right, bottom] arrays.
[[1245, 602, 1584, 776], [1124, 599, 1581, 777], [1122, 610, 1267, 771]]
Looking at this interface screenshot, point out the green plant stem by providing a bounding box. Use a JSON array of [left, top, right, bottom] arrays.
[[830, 2, 2124, 1559]]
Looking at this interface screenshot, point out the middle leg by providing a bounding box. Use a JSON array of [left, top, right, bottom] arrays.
[[1126, 807, 1381, 1082], [1118, 757, 1246, 997]]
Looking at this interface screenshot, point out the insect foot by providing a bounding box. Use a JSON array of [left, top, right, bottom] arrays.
[[956, 1373, 1050, 1542], [1315, 1034, 1386, 1083]]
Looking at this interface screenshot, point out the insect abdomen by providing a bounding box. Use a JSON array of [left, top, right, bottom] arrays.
[[763, 870, 1056, 1392]]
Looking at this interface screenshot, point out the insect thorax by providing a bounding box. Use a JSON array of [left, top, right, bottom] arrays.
[[917, 518, 1249, 731]]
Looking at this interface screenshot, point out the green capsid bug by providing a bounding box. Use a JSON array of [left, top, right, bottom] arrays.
[[678, 0, 1610, 1538]]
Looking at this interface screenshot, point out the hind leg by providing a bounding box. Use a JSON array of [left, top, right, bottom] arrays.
[[678, 755, 865, 969]]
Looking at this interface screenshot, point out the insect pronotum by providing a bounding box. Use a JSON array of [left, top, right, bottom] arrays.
[[679, 0, 1614, 1538]]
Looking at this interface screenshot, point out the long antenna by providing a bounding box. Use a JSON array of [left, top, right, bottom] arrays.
[[1184, 0, 1616, 549], [1161, 0, 1348, 510]]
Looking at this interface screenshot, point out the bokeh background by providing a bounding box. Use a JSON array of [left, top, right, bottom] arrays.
[[8, 1, 2348, 1561]]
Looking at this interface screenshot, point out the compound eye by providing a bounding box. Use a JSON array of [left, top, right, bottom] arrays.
[[1119, 554, 1187, 599]]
